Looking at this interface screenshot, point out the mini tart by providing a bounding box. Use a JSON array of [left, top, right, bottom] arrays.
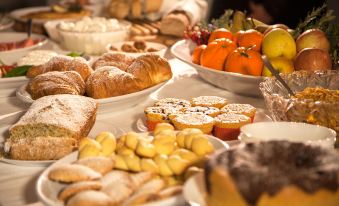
[[191, 96, 228, 109], [144, 106, 179, 131], [154, 98, 191, 109], [213, 113, 251, 140], [182, 106, 220, 117], [220, 104, 256, 122], [171, 113, 214, 134]]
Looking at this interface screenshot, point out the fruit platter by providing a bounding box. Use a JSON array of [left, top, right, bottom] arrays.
[[0, 2, 338, 206]]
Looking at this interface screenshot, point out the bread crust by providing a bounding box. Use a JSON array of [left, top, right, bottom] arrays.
[[27, 71, 85, 100], [87, 53, 172, 99], [27, 55, 93, 81]]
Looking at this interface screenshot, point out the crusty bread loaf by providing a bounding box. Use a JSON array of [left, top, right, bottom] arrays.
[[26, 71, 86, 100], [86, 53, 172, 99], [4, 137, 77, 160], [9, 94, 98, 141], [160, 12, 190, 37], [27, 55, 93, 81]]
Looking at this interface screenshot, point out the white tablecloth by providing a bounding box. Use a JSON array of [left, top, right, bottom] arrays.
[[0, 58, 265, 206]]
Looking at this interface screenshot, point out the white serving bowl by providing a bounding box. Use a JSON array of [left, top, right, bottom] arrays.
[[239, 122, 336, 148], [171, 40, 264, 97], [0, 32, 48, 65], [57, 21, 131, 55], [106, 41, 167, 58]]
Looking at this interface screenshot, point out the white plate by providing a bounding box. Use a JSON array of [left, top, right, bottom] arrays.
[[0, 32, 48, 65], [106, 41, 167, 58], [171, 40, 265, 97], [0, 76, 29, 97], [16, 81, 168, 113], [36, 132, 229, 206], [0, 111, 125, 167], [136, 109, 272, 133], [183, 172, 206, 206]]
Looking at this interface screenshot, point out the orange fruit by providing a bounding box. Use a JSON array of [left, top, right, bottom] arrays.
[[200, 38, 237, 70], [192, 44, 207, 65], [224, 47, 263, 76], [236, 29, 264, 52], [233, 30, 244, 45], [208, 28, 233, 43]]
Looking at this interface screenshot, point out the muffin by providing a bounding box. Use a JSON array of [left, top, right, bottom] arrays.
[[181, 106, 220, 117], [144, 106, 179, 131], [220, 104, 256, 122], [171, 113, 214, 134], [154, 98, 191, 109], [213, 113, 251, 140], [191, 96, 228, 109], [205, 141, 339, 206]]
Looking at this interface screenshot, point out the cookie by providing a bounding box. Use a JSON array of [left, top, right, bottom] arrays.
[[58, 181, 102, 201], [66, 190, 112, 206], [74, 156, 115, 175], [48, 164, 101, 183]]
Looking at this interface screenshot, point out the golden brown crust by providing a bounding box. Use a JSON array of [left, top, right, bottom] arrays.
[[26, 71, 85, 100], [27, 55, 93, 81], [5, 137, 77, 160], [86, 53, 172, 99], [92, 53, 134, 71], [66, 190, 112, 206], [58, 181, 102, 201], [74, 156, 115, 175], [48, 164, 102, 183]]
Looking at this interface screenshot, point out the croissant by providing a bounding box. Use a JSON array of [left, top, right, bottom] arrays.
[[26, 71, 86, 100], [92, 53, 134, 71], [86, 54, 172, 99], [27, 55, 93, 81]]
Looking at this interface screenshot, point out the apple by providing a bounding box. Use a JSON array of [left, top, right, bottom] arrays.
[[294, 48, 332, 71], [296, 29, 330, 53], [262, 57, 294, 77], [263, 24, 289, 35], [262, 28, 296, 60]]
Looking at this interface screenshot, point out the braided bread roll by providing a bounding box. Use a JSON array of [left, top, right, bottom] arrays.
[[27, 71, 85, 100], [27, 55, 93, 81], [86, 54, 172, 99]]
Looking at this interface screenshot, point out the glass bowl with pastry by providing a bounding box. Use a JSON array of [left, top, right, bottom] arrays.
[[259, 70, 339, 138], [15, 52, 172, 112], [57, 17, 131, 55], [184, 140, 339, 206], [138, 96, 271, 141], [36, 123, 228, 206], [106, 40, 167, 58]]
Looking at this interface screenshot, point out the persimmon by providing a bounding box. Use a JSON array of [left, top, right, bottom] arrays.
[[192, 44, 207, 64], [232, 30, 244, 45], [236, 29, 264, 52], [224, 46, 263, 76], [201, 38, 237, 70], [208, 28, 233, 43]]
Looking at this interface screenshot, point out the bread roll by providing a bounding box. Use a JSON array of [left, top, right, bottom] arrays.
[[160, 12, 190, 37], [26, 71, 85, 100], [86, 53, 172, 99], [27, 55, 93, 81]]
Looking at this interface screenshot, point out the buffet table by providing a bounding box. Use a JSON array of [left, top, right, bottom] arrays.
[[0, 57, 265, 206]]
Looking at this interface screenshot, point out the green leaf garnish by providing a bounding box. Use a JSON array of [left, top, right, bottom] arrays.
[[3, 65, 32, 78]]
